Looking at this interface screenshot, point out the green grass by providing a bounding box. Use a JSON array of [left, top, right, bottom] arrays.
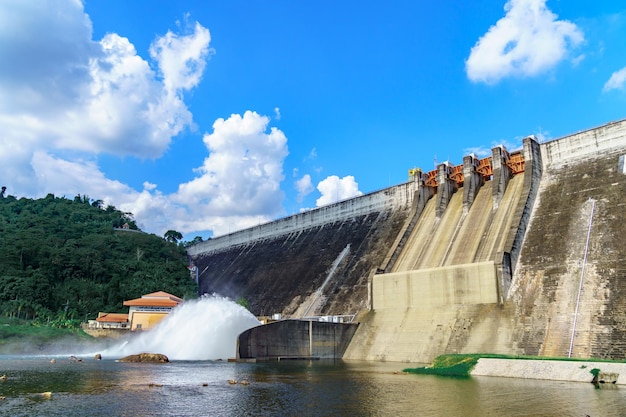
[[0, 317, 95, 354], [403, 353, 626, 377]]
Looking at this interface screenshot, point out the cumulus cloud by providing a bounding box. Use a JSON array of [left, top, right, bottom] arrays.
[[315, 175, 362, 207], [466, 0, 584, 84], [295, 174, 314, 202], [603, 67, 626, 92], [170, 111, 288, 236], [0, 1, 210, 165], [150, 21, 211, 94]]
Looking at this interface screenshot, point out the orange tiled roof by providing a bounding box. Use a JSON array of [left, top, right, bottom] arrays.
[[96, 313, 129, 323], [123, 291, 182, 307], [142, 291, 183, 302]]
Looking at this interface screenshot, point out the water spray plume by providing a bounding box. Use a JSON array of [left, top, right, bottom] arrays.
[[103, 294, 260, 360]]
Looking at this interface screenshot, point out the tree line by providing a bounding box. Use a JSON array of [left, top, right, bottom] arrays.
[[0, 192, 198, 327]]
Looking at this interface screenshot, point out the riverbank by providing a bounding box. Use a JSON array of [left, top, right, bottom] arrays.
[[0, 318, 101, 354], [404, 354, 626, 385]]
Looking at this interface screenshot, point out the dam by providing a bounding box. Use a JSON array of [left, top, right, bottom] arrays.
[[188, 119, 626, 363]]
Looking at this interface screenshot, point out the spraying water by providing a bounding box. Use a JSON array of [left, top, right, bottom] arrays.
[[102, 294, 261, 361]]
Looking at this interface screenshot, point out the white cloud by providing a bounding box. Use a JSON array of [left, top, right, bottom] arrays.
[[603, 67, 626, 92], [316, 175, 362, 207], [171, 111, 289, 236], [0, 1, 211, 163], [463, 146, 492, 159], [305, 148, 318, 161], [295, 174, 314, 202], [150, 21, 212, 94], [466, 0, 584, 84], [274, 107, 281, 120], [22, 110, 290, 238]]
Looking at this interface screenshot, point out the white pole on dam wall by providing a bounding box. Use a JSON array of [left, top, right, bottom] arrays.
[[569, 198, 596, 358]]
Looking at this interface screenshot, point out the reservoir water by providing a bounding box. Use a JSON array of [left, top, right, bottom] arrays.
[[0, 356, 625, 416]]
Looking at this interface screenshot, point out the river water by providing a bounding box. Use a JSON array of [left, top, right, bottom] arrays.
[[0, 356, 625, 417], [1, 296, 625, 416]]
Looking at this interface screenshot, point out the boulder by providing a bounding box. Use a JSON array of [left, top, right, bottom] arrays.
[[118, 353, 169, 363]]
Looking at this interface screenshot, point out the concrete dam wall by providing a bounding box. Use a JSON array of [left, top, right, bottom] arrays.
[[189, 119, 626, 363], [189, 182, 418, 318]]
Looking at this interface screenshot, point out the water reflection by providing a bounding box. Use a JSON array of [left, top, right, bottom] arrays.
[[0, 356, 624, 416]]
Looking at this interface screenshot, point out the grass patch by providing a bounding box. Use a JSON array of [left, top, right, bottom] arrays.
[[0, 317, 94, 354], [403, 353, 626, 377]]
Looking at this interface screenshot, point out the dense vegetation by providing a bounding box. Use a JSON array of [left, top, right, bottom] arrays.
[[0, 193, 198, 327]]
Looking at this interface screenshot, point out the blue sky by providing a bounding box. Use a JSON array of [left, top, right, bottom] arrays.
[[1, 1, 625, 240]]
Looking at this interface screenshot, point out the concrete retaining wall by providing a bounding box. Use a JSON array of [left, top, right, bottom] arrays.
[[471, 358, 626, 384], [237, 320, 358, 360], [373, 262, 498, 310]]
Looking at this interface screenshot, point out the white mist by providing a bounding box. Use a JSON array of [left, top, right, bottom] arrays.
[[103, 294, 261, 361]]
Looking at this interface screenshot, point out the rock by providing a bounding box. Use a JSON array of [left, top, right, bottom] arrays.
[[118, 353, 169, 363]]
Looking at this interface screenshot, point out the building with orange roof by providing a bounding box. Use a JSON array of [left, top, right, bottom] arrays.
[[123, 291, 183, 330], [87, 312, 130, 330]]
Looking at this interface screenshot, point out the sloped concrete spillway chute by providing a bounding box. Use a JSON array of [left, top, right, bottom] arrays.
[[343, 136, 542, 363]]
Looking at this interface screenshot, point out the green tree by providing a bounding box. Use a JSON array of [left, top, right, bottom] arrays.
[[164, 230, 183, 243], [0, 195, 197, 323]]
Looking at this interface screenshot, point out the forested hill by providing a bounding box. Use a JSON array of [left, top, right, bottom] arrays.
[[0, 193, 197, 324]]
